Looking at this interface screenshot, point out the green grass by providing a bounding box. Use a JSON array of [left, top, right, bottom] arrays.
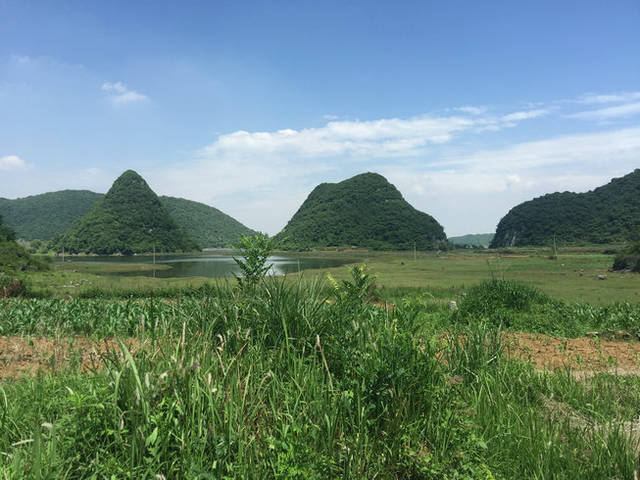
[[20, 247, 640, 305], [1, 276, 639, 478], [2, 253, 640, 477], [316, 249, 640, 305]]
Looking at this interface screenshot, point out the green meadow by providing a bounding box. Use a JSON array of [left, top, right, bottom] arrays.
[[2, 247, 640, 478]]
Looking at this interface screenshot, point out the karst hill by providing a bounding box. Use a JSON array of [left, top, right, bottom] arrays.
[[491, 169, 640, 247], [52, 170, 198, 254], [1, 183, 256, 249], [275, 172, 447, 250]]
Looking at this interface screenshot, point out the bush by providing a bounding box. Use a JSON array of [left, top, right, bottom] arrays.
[[612, 255, 640, 272], [0, 273, 26, 298], [456, 279, 552, 320], [612, 242, 640, 272]]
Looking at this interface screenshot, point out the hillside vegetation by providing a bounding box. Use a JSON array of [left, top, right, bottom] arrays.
[[0, 190, 254, 248], [276, 172, 446, 250], [51, 170, 198, 254], [0, 215, 48, 297], [449, 233, 494, 247], [160, 196, 256, 247], [0, 190, 103, 241], [492, 169, 640, 247]]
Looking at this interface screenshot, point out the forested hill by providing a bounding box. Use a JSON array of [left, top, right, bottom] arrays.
[[449, 233, 494, 247], [275, 172, 446, 250], [0, 190, 255, 248], [491, 169, 640, 247], [160, 196, 256, 247], [0, 190, 103, 241], [51, 170, 198, 254]]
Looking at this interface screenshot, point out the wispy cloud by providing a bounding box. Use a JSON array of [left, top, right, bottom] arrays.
[[567, 102, 640, 121], [0, 155, 26, 170], [455, 105, 487, 115], [577, 91, 640, 104], [101, 82, 148, 104], [201, 108, 547, 160], [501, 108, 549, 123], [389, 126, 640, 195]]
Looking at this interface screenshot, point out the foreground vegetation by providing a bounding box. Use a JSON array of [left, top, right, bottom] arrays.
[[1, 271, 640, 478], [2, 236, 640, 477]]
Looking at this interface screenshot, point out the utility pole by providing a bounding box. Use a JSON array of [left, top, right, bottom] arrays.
[[149, 229, 156, 278], [413, 240, 417, 261]]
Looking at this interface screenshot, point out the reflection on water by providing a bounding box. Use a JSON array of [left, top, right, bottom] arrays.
[[59, 252, 358, 279]]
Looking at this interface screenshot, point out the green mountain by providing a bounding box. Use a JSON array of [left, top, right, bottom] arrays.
[[160, 196, 256, 247], [0, 190, 103, 241], [52, 170, 198, 254], [491, 169, 640, 247], [275, 172, 446, 250], [0, 189, 255, 248], [449, 233, 494, 247]]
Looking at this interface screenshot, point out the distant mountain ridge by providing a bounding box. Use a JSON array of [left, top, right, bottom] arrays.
[[51, 170, 198, 254], [0, 190, 103, 241], [449, 233, 494, 247], [275, 172, 446, 250], [160, 196, 256, 247], [0, 188, 255, 248], [491, 169, 640, 247]]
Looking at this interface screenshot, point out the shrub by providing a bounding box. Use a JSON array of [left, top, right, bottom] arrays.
[[612, 242, 640, 272], [456, 279, 552, 319], [0, 273, 26, 298]]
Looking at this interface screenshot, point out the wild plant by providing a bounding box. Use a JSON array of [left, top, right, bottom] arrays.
[[232, 233, 277, 290]]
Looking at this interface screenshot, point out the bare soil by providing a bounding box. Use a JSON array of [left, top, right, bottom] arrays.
[[0, 336, 140, 379], [1, 333, 640, 379], [505, 333, 640, 376]]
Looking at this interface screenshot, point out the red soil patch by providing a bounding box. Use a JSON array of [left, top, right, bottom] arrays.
[[2, 332, 640, 380], [505, 333, 640, 376], [0, 336, 140, 379]]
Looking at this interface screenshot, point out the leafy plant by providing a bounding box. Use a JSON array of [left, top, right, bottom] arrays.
[[232, 233, 277, 289], [327, 263, 377, 305]]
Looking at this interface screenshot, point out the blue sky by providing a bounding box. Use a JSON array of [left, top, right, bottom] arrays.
[[1, 1, 639, 236]]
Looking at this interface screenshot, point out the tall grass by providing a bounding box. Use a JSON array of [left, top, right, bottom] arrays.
[[1, 275, 639, 477]]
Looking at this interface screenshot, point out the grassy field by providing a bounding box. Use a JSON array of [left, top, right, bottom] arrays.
[[27, 247, 640, 305], [1, 248, 639, 477]]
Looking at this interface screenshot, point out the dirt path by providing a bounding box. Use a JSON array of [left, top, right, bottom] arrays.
[[1, 333, 640, 379]]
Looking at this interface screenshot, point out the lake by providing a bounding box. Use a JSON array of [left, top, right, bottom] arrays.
[[58, 252, 359, 279]]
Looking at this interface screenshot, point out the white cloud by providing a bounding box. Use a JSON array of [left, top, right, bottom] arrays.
[[577, 91, 640, 104], [567, 102, 640, 120], [202, 108, 546, 160], [377, 126, 640, 235], [432, 126, 640, 173], [0, 155, 26, 170], [455, 106, 487, 115], [101, 81, 148, 104], [501, 108, 549, 123]]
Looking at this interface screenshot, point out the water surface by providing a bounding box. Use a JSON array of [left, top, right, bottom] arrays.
[[60, 252, 357, 279]]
